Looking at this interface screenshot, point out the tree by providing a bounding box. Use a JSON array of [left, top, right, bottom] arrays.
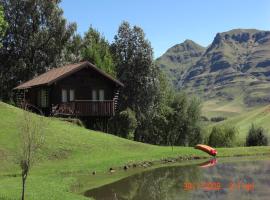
[[208, 125, 238, 147], [112, 21, 159, 141], [82, 27, 115, 76], [167, 93, 189, 146], [135, 71, 173, 144], [109, 108, 137, 139], [59, 34, 83, 65], [246, 124, 268, 146], [18, 108, 46, 200], [167, 93, 203, 147], [0, 0, 76, 100], [0, 5, 7, 47]]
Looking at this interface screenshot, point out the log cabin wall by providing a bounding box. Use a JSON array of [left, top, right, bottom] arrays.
[[50, 67, 116, 105]]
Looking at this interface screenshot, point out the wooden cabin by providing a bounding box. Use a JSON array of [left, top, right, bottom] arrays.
[[13, 61, 124, 119]]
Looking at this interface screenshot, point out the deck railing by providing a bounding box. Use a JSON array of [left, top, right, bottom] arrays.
[[54, 100, 115, 117]]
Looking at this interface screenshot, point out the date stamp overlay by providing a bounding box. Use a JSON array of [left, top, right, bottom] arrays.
[[183, 179, 254, 192]]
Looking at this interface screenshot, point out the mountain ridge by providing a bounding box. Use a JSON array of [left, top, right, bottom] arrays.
[[156, 28, 270, 106]]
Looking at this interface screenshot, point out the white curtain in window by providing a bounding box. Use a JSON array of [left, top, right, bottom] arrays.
[[62, 89, 67, 102], [69, 89, 75, 101], [92, 90, 97, 100], [99, 89, 104, 100]]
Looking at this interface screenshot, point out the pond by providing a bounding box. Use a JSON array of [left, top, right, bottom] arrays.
[[85, 157, 270, 200]]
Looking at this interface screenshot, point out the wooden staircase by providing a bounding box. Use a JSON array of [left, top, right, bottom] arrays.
[[113, 89, 120, 110]]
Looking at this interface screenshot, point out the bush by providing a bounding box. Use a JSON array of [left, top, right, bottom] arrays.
[[210, 116, 227, 122], [208, 126, 238, 147], [200, 116, 209, 122], [188, 125, 204, 146], [246, 124, 268, 146], [109, 108, 137, 139]]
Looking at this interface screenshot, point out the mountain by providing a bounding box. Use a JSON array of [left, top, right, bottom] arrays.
[[156, 40, 206, 86], [157, 29, 270, 106]]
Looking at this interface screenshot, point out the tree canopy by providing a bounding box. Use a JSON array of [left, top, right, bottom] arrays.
[[82, 27, 115, 76], [112, 21, 160, 141], [0, 5, 7, 47], [0, 0, 76, 100]]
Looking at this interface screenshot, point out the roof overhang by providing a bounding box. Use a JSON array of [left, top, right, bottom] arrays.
[[14, 61, 124, 90]]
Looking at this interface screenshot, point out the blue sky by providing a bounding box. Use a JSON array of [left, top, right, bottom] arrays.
[[60, 0, 270, 58]]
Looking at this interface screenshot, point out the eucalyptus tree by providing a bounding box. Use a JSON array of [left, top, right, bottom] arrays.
[[112, 21, 159, 141]]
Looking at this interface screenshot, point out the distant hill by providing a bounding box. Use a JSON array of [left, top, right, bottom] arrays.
[[156, 40, 206, 86], [157, 29, 270, 106]]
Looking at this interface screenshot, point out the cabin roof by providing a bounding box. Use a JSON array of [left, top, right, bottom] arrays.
[[14, 61, 124, 90]]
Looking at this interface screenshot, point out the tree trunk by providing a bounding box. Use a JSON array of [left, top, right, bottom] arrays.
[[21, 175, 27, 200]]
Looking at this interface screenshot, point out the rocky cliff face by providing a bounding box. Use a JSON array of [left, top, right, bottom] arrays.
[[158, 29, 270, 105]]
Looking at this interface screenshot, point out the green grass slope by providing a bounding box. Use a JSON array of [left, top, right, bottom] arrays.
[[212, 105, 270, 141], [0, 102, 269, 200]]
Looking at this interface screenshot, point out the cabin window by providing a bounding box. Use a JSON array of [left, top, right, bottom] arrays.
[[92, 90, 97, 100], [38, 89, 48, 108], [99, 89, 105, 100], [69, 89, 75, 101], [62, 89, 67, 102]]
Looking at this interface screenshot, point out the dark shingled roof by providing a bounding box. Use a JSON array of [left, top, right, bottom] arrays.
[[14, 61, 124, 89]]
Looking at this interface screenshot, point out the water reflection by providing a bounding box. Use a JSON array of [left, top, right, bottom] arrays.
[[198, 158, 217, 168], [85, 158, 270, 200]]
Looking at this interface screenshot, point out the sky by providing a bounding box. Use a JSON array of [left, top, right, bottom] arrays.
[[60, 0, 270, 58]]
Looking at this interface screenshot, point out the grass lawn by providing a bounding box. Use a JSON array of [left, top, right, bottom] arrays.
[[0, 102, 269, 200]]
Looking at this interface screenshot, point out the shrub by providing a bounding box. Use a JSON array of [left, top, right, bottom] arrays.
[[200, 116, 209, 122], [210, 116, 227, 122], [109, 108, 137, 139], [208, 126, 224, 147], [188, 125, 204, 146], [208, 126, 238, 147], [246, 124, 268, 146]]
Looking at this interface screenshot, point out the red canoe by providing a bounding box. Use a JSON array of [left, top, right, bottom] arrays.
[[194, 144, 217, 156]]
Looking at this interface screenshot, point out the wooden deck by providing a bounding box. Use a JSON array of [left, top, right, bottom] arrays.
[[53, 100, 115, 117]]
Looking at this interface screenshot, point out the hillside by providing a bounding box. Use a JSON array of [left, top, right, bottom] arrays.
[[0, 102, 269, 200], [0, 102, 202, 200], [209, 105, 270, 141], [158, 29, 270, 108], [0, 102, 214, 200], [156, 40, 205, 86]]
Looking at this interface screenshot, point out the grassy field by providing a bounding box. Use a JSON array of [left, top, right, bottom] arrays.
[[0, 102, 269, 200], [202, 96, 270, 146], [211, 105, 270, 140], [201, 91, 248, 118]]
